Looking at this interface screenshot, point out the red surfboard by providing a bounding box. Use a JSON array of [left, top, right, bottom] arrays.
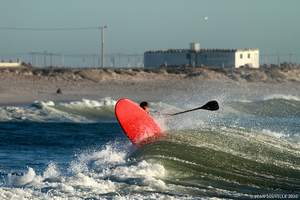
[[115, 98, 164, 146]]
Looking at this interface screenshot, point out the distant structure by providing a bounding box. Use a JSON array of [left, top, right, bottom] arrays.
[[0, 59, 21, 67], [144, 43, 259, 68]]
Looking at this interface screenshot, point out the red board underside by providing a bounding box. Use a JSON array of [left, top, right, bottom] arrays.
[[115, 99, 164, 146]]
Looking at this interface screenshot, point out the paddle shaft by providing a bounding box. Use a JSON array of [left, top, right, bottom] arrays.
[[170, 100, 219, 116], [171, 107, 205, 116]]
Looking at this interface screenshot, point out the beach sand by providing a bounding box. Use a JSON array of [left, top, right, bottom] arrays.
[[0, 66, 299, 106]]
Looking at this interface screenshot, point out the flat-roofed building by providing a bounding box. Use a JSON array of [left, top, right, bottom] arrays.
[[144, 43, 259, 68]]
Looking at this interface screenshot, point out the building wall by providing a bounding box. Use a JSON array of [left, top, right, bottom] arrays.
[[144, 52, 190, 67], [235, 49, 259, 68], [0, 59, 21, 67], [144, 49, 259, 68], [195, 51, 236, 68]]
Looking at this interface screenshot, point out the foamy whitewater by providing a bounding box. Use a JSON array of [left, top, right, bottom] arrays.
[[0, 96, 299, 199]]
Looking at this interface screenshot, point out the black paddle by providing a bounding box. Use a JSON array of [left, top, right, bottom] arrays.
[[170, 100, 219, 116]]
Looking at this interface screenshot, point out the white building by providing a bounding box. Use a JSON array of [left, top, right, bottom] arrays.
[[144, 43, 259, 68], [0, 59, 21, 67]]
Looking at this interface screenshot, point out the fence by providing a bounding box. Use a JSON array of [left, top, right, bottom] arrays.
[[27, 52, 144, 68], [260, 53, 299, 65], [1, 52, 299, 68]]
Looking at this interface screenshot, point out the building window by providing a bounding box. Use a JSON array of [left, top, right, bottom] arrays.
[[240, 54, 243, 59], [205, 55, 207, 58], [248, 54, 250, 58]]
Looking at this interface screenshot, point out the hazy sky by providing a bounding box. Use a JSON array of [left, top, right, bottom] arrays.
[[1, 0, 300, 66]]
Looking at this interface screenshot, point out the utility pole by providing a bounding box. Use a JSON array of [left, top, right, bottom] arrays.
[[44, 51, 47, 67], [35, 52, 37, 67], [290, 53, 292, 63], [50, 53, 53, 67], [30, 53, 32, 65], [111, 54, 114, 67], [101, 26, 108, 68], [138, 57, 140, 68], [93, 54, 96, 68], [135, 53, 137, 68], [277, 52, 280, 67], [61, 52, 64, 67]]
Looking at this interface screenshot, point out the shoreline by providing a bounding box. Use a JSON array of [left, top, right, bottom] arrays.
[[0, 66, 299, 106]]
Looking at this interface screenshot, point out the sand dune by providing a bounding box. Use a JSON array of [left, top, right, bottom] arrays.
[[0, 66, 299, 105]]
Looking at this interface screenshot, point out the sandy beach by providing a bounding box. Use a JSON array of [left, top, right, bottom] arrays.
[[0, 66, 299, 106]]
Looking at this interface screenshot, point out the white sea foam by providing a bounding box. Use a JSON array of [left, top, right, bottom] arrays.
[[261, 129, 287, 140], [31, 100, 55, 108], [68, 145, 127, 174], [0, 98, 119, 122], [254, 94, 300, 102], [59, 97, 117, 108], [7, 167, 37, 187], [1, 143, 171, 199], [43, 163, 60, 179], [261, 129, 300, 144]]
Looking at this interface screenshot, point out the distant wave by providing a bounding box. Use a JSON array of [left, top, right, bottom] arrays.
[[0, 98, 118, 122], [226, 94, 300, 118], [254, 94, 300, 102], [0, 98, 188, 123]]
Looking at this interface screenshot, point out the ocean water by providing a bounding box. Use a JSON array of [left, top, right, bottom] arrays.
[[0, 96, 299, 199]]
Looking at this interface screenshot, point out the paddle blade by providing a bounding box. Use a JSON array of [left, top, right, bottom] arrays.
[[170, 100, 219, 116], [200, 100, 219, 111]]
